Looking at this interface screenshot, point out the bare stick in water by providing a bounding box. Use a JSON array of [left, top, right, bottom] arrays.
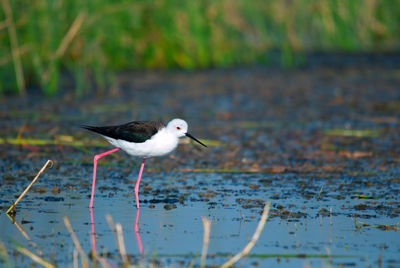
[[115, 223, 128, 264], [64, 217, 89, 268], [15, 246, 55, 268], [200, 217, 211, 268], [6, 160, 53, 214], [106, 214, 129, 264], [220, 202, 271, 268]]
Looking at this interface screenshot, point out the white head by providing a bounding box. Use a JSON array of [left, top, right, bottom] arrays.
[[166, 118, 207, 147], [166, 118, 188, 138]]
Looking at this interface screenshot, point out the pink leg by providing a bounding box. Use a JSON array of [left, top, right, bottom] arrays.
[[89, 148, 120, 208], [134, 159, 146, 209]]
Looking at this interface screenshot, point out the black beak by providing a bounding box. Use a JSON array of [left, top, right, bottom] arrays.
[[186, 133, 207, 147]]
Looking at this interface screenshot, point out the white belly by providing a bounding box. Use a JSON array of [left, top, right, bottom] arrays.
[[102, 129, 179, 158]]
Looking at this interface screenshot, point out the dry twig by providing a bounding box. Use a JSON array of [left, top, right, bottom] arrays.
[[6, 160, 53, 214], [64, 217, 89, 268], [116, 223, 129, 265], [16, 246, 55, 268], [200, 217, 211, 268], [220, 202, 271, 268], [106, 214, 118, 246], [106, 215, 129, 266]]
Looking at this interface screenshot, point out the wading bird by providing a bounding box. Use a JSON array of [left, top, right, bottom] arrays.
[[82, 119, 207, 209]]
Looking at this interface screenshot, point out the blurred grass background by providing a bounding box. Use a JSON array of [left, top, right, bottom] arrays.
[[1, 0, 399, 95]]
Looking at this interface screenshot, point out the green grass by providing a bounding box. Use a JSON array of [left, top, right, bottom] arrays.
[[1, 0, 400, 95], [323, 128, 382, 138]]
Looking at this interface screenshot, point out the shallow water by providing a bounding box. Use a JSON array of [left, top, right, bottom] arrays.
[[1, 166, 399, 267], [1, 56, 400, 267]]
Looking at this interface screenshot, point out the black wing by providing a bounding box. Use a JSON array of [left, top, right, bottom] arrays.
[[81, 121, 165, 143]]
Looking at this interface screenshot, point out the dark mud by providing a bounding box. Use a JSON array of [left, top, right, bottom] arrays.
[[0, 55, 400, 267]]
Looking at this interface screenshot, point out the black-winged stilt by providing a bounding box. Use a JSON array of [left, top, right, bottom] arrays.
[[82, 118, 207, 209]]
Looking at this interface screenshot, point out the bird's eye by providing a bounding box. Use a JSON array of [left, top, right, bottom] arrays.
[[176, 127, 181, 130]]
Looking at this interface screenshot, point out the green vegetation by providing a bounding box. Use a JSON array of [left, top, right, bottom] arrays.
[[323, 128, 382, 138], [1, 0, 399, 95]]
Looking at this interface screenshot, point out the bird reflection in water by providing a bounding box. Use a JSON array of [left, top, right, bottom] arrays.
[[89, 207, 144, 262], [134, 208, 144, 255]]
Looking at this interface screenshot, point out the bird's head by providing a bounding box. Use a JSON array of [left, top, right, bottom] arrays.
[[167, 118, 188, 138], [167, 118, 207, 147]]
